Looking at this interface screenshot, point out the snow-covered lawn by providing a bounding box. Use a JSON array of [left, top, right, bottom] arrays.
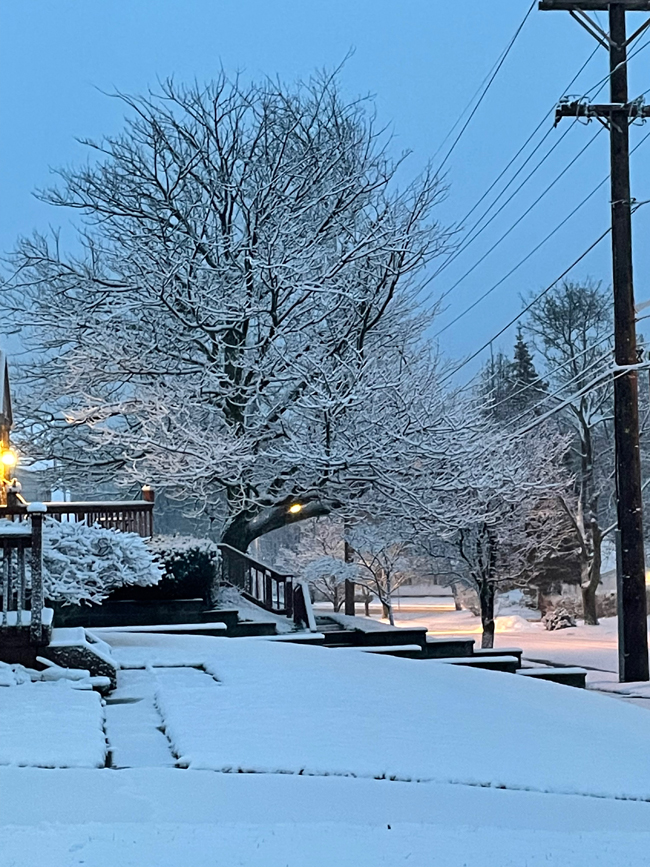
[[106, 631, 650, 800], [5, 630, 650, 865], [0, 682, 105, 768]]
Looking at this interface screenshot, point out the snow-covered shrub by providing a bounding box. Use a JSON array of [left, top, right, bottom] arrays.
[[128, 535, 220, 602], [542, 608, 577, 631], [42, 519, 163, 606]]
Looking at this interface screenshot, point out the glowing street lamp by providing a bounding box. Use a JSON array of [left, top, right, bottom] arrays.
[[288, 502, 303, 515]]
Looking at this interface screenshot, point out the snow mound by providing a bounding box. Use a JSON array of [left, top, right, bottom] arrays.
[[496, 615, 540, 633]]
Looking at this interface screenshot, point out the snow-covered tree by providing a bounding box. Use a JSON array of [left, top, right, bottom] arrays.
[[524, 279, 614, 624], [347, 523, 412, 625], [4, 72, 451, 550], [276, 517, 353, 611], [389, 422, 573, 647], [303, 557, 360, 612]]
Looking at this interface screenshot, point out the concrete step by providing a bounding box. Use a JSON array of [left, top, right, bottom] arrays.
[[473, 647, 523, 667], [198, 609, 241, 631], [341, 644, 425, 659], [434, 655, 521, 674], [517, 667, 587, 688], [228, 621, 277, 638], [425, 637, 475, 659], [96, 622, 228, 638], [51, 598, 208, 628]]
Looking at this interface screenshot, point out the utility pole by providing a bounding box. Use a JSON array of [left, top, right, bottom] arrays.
[[539, 0, 650, 681]]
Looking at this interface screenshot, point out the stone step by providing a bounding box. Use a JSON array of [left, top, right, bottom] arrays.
[[40, 627, 118, 692], [517, 667, 587, 688]]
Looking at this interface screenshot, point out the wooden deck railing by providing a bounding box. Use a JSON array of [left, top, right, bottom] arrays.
[[218, 543, 294, 615], [0, 501, 154, 537], [0, 503, 46, 644], [217, 543, 317, 630]]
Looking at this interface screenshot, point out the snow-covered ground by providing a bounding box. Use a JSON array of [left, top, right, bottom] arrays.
[[4, 767, 650, 867], [0, 680, 105, 768], [371, 596, 650, 703], [4, 627, 650, 865]]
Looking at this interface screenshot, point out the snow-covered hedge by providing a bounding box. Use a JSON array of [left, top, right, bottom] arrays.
[[133, 535, 219, 602], [41, 519, 163, 606]]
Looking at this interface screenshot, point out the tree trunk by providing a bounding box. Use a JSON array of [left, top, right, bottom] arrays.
[[479, 580, 496, 649], [381, 601, 390, 619], [581, 520, 603, 626], [451, 582, 463, 611]]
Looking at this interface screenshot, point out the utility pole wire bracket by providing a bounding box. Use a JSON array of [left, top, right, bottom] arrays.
[[554, 99, 650, 127]]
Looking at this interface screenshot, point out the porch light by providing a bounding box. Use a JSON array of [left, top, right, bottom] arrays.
[[1, 449, 17, 469]]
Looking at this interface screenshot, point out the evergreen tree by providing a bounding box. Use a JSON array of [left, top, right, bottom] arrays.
[[478, 330, 545, 421], [509, 326, 547, 415]]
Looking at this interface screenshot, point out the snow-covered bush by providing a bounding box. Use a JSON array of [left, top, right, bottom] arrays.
[[138, 535, 219, 602], [542, 608, 577, 631], [42, 519, 163, 606]]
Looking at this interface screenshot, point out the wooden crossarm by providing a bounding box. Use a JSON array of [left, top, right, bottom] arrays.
[[540, 2, 650, 10]]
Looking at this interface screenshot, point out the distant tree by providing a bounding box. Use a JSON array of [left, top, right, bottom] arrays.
[[404, 424, 572, 647], [347, 523, 412, 626], [478, 329, 546, 421], [509, 326, 547, 415], [277, 518, 353, 612], [524, 279, 614, 624]]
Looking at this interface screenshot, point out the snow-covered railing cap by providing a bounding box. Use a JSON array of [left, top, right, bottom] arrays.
[[26, 502, 48, 514]]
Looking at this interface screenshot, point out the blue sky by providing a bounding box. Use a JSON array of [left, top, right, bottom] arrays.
[[1, 1, 649, 380]]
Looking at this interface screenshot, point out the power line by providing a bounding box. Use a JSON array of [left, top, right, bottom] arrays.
[[433, 150, 608, 339], [449, 44, 601, 234], [434, 125, 650, 344], [435, 121, 596, 290], [435, 0, 536, 175], [437, 226, 613, 387], [421, 46, 602, 295], [423, 40, 650, 306]]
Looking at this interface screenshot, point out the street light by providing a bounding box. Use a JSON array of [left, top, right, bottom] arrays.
[[288, 502, 303, 514]]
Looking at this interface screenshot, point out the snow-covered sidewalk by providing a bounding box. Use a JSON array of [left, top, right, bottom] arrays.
[[3, 767, 650, 867]]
